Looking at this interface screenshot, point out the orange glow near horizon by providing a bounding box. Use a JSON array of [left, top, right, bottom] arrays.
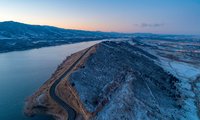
[[0, 14, 136, 32], [0, 0, 200, 35]]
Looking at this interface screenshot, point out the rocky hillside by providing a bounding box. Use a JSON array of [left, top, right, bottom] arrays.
[[68, 41, 184, 120], [24, 39, 199, 120]]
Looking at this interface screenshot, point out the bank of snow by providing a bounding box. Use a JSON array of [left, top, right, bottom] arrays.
[[159, 58, 200, 120]]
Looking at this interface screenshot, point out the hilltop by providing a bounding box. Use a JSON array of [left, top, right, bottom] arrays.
[[24, 39, 200, 120]]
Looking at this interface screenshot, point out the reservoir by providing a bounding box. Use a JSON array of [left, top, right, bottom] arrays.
[[0, 41, 101, 120]]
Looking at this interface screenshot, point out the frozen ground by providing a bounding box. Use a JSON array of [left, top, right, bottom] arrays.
[[160, 58, 200, 120], [136, 39, 200, 120]]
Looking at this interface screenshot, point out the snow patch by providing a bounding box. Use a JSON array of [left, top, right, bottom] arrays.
[[159, 58, 200, 120]]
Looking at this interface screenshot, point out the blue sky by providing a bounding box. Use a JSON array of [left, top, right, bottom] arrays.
[[0, 0, 200, 35]]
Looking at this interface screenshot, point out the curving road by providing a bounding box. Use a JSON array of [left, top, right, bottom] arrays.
[[49, 47, 92, 120]]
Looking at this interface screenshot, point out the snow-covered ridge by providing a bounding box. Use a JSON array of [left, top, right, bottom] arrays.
[[0, 21, 124, 53], [135, 39, 200, 120], [0, 21, 122, 40]]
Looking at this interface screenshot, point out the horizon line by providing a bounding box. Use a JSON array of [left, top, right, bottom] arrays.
[[0, 20, 199, 36]]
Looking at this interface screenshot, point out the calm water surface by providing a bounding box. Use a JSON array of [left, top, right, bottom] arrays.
[[0, 41, 101, 120]]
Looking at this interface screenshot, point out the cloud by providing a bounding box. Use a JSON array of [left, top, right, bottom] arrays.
[[135, 23, 164, 28]]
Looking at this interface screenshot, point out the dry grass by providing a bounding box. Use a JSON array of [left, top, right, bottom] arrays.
[[24, 44, 98, 120]]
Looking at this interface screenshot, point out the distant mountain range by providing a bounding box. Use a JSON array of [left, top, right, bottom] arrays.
[[0, 21, 199, 53], [0, 21, 123, 40], [0, 21, 124, 53]]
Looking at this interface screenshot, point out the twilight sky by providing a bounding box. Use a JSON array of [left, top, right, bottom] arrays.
[[0, 0, 200, 35]]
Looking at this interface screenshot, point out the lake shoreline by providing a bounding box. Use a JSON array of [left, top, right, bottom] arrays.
[[0, 37, 122, 54], [0, 40, 102, 120]]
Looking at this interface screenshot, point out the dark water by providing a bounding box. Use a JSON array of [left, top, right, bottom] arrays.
[[0, 41, 100, 120]]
